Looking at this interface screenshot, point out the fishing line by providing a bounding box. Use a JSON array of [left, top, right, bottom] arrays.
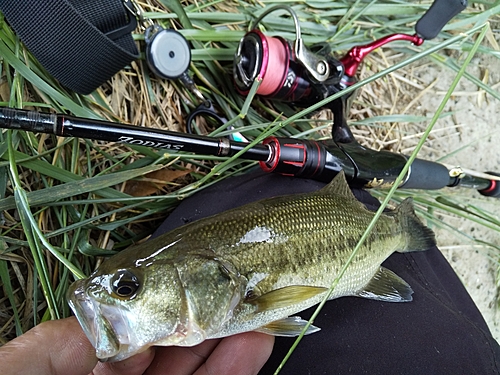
[[257, 35, 288, 96]]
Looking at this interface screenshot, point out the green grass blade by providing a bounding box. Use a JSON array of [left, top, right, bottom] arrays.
[[274, 22, 489, 374], [13, 187, 85, 280], [0, 39, 99, 119], [0, 259, 23, 335], [0, 155, 163, 210], [13, 187, 60, 320]]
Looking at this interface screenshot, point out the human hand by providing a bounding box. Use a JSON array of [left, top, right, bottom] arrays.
[[0, 317, 274, 375]]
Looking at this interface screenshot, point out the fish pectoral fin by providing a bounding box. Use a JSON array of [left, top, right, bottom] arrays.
[[255, 316, 321, 337], [356, 267, 413, 302], [247, 285, 328, 312]]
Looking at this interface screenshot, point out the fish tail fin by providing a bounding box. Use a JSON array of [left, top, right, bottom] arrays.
[[392, 198, 436, 252]]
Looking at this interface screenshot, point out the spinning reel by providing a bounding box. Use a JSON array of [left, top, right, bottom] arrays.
[[233, 1, 466, 109], [228, 1, 490, 194]]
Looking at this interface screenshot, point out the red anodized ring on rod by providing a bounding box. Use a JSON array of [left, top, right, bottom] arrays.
[[260, 136, 280, 172], [480, 180, 497, 194]]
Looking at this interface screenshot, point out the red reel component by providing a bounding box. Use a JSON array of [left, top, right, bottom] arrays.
[[340, 33, 424, 83]]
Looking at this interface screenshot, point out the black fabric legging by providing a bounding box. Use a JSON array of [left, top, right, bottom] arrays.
[[152, 171, 500, 375]]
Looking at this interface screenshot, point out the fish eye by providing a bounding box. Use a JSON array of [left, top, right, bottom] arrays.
[[111, 269, 140, 299]]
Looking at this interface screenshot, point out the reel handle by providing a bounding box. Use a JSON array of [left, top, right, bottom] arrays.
[[416, 0, 468, 40]]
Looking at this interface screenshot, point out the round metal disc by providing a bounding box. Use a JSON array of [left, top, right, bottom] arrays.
[[146, 29, 191, 79]]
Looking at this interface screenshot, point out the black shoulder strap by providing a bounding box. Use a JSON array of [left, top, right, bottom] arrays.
[[0, 0, 140, 94]]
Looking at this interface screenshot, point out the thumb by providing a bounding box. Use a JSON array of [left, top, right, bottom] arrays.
[[0, 317, 98, 375]]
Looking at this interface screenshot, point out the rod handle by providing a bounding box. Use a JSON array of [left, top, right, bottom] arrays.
[[400, 158, 450, 190]]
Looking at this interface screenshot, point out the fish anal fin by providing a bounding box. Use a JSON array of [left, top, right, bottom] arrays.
[[247, 285, 327, 312], [255, 316, 321, 337], [357, 267, 413, 302]]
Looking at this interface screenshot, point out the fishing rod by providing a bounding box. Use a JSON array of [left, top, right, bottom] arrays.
[[2, 0, 497, 197], [0, 106, 499, 198]]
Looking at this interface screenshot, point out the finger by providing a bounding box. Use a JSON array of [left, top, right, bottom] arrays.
[[93, 347, 156, 375], [195, 333, 274, 375], [144, 339, 221, 375], [0, 317, 98, 375]]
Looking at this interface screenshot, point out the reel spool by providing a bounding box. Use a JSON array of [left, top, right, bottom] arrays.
[[233, 5, 343, 103], [234, 30, 314, 101]]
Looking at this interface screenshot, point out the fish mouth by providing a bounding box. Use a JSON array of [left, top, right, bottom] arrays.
[[68, 279, 122, 361]]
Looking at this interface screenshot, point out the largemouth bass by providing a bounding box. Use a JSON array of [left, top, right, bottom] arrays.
[[68, 171, 436, 362]]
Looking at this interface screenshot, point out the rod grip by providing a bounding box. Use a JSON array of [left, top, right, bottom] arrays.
[[415, 0, 467, 40], [401, 158, 450, 189]]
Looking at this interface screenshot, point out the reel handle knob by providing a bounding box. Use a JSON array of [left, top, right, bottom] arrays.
[[415, 0, 467, 40]]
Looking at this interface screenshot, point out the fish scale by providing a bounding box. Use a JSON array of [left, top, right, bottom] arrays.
[[198, 198, 387, 290], [68, 171, 436, 362]]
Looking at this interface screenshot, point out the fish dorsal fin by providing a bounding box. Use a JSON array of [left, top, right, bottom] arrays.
[[317, 170, 356, 200], [255, 316, 321, 337], [356, 266, 413, 302], [247, 285, 327, 312]]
